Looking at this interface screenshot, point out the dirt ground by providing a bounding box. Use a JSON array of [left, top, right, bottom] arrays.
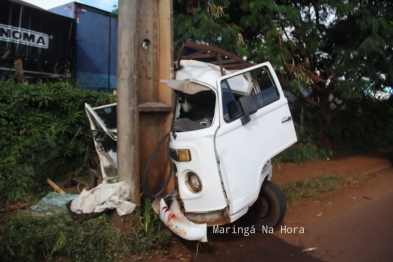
[[140, 150, 393, 262], [271, 150, 393, 186]]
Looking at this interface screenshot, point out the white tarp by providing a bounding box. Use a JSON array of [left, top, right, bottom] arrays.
[[70, 180, 136, 216]]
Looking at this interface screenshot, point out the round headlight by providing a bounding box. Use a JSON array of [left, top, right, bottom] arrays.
[[186, 172, 202, 193]]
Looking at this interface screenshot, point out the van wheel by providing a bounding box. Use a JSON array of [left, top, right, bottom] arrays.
[[244, 181, 286, 231]]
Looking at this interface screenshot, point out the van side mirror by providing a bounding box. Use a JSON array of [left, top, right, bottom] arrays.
[[239, 96, 258, 125]]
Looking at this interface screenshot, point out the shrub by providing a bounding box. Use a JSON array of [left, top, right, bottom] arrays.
[[328, 95, 393, 151], [0, 212, 171, 262], [0, 81, 115, 204], [276, 94, 393, 163], [273, 123, 332, 163]]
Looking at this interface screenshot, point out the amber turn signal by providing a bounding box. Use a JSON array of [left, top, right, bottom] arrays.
[[177, 149, 191, 162]]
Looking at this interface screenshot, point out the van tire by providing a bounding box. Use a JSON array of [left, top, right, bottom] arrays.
[[243, 181, 286, 231]]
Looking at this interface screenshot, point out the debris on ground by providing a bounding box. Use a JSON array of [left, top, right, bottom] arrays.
[[29, 192, 79, 216], [70, 180, 136, 216], [47, 178, 66, 194], [302, 247, 318, 252]]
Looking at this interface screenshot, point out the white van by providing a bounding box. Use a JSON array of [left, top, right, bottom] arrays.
[[85, 58, 297, 242]]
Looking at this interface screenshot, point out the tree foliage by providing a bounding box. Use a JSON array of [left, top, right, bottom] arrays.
[[173, 0, 393, 143]]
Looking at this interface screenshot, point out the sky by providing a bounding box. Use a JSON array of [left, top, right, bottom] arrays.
[[21, 0, 118, 12]]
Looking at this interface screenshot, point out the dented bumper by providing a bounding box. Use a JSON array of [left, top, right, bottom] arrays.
[[159, 198, 207, 242]]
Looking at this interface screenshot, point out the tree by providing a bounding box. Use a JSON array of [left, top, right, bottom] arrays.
[[173, 0, 393, 145]]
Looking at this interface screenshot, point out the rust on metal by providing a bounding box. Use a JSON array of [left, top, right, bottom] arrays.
[[176, 41, 253, 75], [185, 208, 231, 227]]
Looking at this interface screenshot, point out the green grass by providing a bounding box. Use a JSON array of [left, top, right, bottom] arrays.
[[273, 143, 333, 164], [1, 206, 171, 262], [280, 173, 367, 204]]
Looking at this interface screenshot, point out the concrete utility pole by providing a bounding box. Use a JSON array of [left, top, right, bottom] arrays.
[[117, 0, 174, 204]]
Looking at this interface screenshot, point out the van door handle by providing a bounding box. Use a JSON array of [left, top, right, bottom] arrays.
[[281, 116, 292, 123]]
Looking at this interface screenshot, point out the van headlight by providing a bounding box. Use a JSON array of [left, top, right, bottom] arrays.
[[186, 172, 202, 193]]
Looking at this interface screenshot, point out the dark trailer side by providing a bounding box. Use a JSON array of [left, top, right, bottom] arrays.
[[0, 0, 75, 80]]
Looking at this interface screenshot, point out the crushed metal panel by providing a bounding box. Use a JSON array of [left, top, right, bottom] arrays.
[[159, 198, 208, 242], [177, 41, 252, 74]]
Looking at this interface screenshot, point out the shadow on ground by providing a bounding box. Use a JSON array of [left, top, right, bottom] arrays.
[[163, 226, 325, 262]]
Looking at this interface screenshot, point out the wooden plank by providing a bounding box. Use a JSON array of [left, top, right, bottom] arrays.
[[46, 178, 66, 194]]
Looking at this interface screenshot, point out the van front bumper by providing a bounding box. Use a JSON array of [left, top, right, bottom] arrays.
[[159, 198, 207, 242]]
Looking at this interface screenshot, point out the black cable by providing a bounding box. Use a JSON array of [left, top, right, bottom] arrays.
[[141, 132, 174, 199]]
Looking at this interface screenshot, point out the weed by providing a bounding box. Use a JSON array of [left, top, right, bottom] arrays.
[[1, 208, 172, 261], [353, 174, 363, 181], [368, 172, 381, 177], [273, 143, 332, 164], [195, 241, 201, 261], [137, 199, 162, 235], [282, 174, 342, 204], [281, 173, 374, 205], [345, 174, 364, 187]]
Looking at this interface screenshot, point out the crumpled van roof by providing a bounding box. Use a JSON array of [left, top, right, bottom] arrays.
[[161, 60, 251, 95]]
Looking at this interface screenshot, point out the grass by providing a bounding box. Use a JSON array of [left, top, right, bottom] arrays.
[[0, 203, 172, 262], [280, 173, 367, 204], [273, 143, 333, 164]]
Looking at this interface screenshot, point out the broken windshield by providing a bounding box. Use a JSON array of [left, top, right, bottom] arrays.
[[173, 89, 216, 132]]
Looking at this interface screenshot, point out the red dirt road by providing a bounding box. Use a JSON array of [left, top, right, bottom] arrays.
[[277, 167, 393, 262], [271, 151, 392, 186], [145, 151, 393, 262]]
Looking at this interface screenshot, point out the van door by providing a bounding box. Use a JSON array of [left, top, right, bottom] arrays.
[[85, 103, 118, 178], [85, 103, 118, 141], [215, 62, 297, 216]]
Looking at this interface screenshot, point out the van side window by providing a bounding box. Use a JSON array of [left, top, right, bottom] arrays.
[[250, 67, 280, 108], [221, 66, 280, 123]]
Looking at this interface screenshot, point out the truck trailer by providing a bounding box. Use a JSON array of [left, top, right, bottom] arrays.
[[49, 2, 118, 92], [0, 0, 75, 81]]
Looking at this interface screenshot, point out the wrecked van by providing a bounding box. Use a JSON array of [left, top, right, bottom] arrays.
[[85, 43, 297, 242]]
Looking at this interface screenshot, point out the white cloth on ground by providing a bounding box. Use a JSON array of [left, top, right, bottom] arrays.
[[70, 180, 136, 216]]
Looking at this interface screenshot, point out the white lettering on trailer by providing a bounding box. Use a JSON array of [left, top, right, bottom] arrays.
[[0, 24, 49, 49]]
